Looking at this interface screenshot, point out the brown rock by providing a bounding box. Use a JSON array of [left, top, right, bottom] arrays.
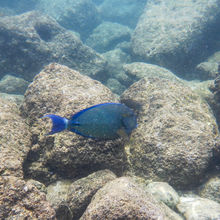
[[80, 177, 166, 220], [121, 77, 218, 188], [20, 63, 126, 184], [0, 176, 56, 219]]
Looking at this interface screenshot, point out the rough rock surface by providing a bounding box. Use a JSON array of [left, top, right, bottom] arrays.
[[177, 196, 220, 220], [123, 62, 181, 84], [20, 63, 126, 184], [98, 0, 146, 28], [145, 182, 179, 210], [0, 176, 56, 219], [37, 0, 101, 40], [80, 177, 166, 219], [121, 77, 218, 188], [0, 98, 30, 177], [132, 0, 220, 76], [199, 175, 220, 203], [85, 22, 131, 53], [0, 98, 55, 219], [66, 169, 116, 220], [46, 170, 116, 220], [0, 11, 106, 81], [0, 75, 29, 94]]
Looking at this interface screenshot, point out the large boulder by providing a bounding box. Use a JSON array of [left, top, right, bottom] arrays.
[[132, 0, 220, 77], [121, 77, 218, 188], [20, 63, 126, 184], [36, 0, 101, 40], [80, 177, 167, 219], [0, 11, 106, 81], [0, 98, 55, 219]]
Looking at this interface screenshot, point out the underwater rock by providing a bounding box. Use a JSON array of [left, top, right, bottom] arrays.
[[106, 78, 126, 95], [85, 22, 131, 53], [132, 0, 220, 77], [37, 0, 101, 40], [102, 48, 132, 88], [177, 196, 220, 219], [123, 62, 181, 84], [0, 98, 55, 219], [209, 75, 220, 127], [0, 74, 29, 94], [0, 11, 106, 81], [20, 63, 126, 184], [80, 177, 167, 219], [98, 0, 146, 28], [65, 169, 116, 220], [0, 176, 56, 219], [46, 170, 116, 220], [199, 175, 220, 203], [121, 77, 218, 188], [0, 93, 24, 106], [145, 182, 180, 210], [195, 62, 219, 80], [0, 98, 31, 177]]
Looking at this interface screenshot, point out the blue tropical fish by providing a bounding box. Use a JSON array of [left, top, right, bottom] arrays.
[[42, 103, 137, 140]]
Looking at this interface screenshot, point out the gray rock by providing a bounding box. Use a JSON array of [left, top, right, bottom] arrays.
[[0, 93, 24, 106], [102, 48, 132, 86], [177, 196, 220, 220], [0, 11, 106, 81], [37, 0, 101, 40], [199, 175, 220, 203], [106, 78, 126, 95], [80, 177, 167, 219], [20, 63, 125, 184], [98, 0, 146, 28], [196, 62, 219, 80], [145, 182, 179, 209], [123, 62, 181, 84], [132, 0, 220, 76], [121, 77, 218, 188], [86, 22, 131, 53], [0, 75, 29, 94]]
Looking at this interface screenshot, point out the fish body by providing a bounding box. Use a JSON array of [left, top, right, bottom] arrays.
[[43, 103, 137, 140]]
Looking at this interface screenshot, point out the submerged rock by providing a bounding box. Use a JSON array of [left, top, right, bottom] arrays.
[[199, 175, 220, 203], [132, 0, 220, 77], [85, 22, 131, 53], [177, 196, 220, 220], [66, 170, 116, 220], [0, 98, 55, 219], [0, 75, 29, 94], [145, 182, 180, 210], [20, 63, 125, 184], [98, 0, 146, 28], [0, 11, 106, 81], [123, 62, 181, 84], [37, 0, 101, 40], [121, 77, 218, 188], [80, 177, 166, 219]]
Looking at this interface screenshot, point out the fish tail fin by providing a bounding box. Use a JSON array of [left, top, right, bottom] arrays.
[[42, 114, 68, 135]]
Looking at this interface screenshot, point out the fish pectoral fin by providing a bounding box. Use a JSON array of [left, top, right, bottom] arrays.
[[116, 128, 128, 139]]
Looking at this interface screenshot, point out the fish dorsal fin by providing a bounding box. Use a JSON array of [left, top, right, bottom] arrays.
[[70, 103, 121, 121]]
